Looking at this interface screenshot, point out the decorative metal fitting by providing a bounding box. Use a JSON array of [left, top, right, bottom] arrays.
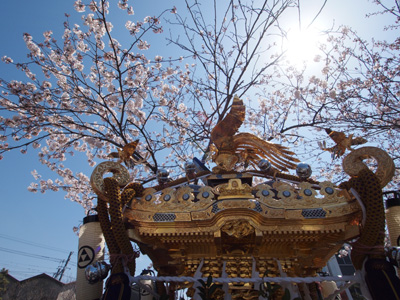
[[296, 163, 312, 179], [157, 168, 170, 184], [258, 159, 271, 172]]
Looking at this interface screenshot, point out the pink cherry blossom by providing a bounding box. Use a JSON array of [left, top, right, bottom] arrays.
[[0, 0, 398, 215]]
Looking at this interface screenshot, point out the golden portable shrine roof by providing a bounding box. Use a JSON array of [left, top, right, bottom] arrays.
[[90, 95, 397, 300], [123, 170, 361, 279]]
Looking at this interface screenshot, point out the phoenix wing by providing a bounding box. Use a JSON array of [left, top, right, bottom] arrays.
[[233, 133, 299, 171]]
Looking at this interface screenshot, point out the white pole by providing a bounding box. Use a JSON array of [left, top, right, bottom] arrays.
[[386, 194, 400, 247], [76, 215, 105, 300]]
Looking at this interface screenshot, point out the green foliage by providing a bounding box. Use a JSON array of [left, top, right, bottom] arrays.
[[0, 268, 9, 300], [196, 275, 223, 300]]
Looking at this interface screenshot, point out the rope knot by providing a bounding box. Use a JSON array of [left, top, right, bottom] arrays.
[[110, 252, 140, 267]]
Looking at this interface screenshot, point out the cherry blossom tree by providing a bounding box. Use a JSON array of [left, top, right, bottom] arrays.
[[1, 0, 399, 214], [165, 0, 400, 187], [166, 0, 299, 157], [0, 0, 305, 211], [249, 0, 400, 187], [0, 0, 195, 211]]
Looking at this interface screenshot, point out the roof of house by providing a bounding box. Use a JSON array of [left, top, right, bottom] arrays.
[[20, 273, 65, 286], [4, 272, 75, 286]]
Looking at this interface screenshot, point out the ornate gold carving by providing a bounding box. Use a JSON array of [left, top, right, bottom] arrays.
[[141, 188, 158, 203], [90, 161, 130, 200], [319, 129, 367, 158], [106, 119, 378, 284], [297, 182, 317, 202], [118, 141, 375, 281], [221, 220, 255, 239], [318, 181, 342, 204], [265, 208, 285, 218], [285, 210, 304, 219], [210, 95, 299, 172], [197, 186, 214, 202], [214, 179, 253, 199], [343, 146, 395, 188], [130, 186, 215, 213], [125, 210, 154, 222], [191, 210, 213, 220], [107, 140, 140, 167], [254, 181, 349, 210], [218, 199, 256, 210], [274, 181, 297, 206], [175, 186, 195, 202], [160, 187, 177, 205], [172, 212, 192, 222], [328, 202, 361, 218]]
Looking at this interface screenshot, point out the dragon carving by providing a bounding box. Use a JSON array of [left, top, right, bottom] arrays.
[[340, 146, 400, 298]]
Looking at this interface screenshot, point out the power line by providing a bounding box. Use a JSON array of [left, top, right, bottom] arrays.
[[0, 233, 72, 254], [0, 261, 57, 271], [0, 256, 77, 283], [0, 246, 64, 263], [0, 234, 79, 283], [0, 256, 78, 273]]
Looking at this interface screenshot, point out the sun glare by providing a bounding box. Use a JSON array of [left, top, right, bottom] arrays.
[[284, 27, 322, 67]]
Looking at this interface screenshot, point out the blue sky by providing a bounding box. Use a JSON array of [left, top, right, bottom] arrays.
[[0, 0, 395, 283], [0, 0, 163, 282], [0, 1, 82, 283]]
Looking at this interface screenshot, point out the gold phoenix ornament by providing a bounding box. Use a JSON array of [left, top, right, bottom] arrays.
[[210, 95, 299, 172]]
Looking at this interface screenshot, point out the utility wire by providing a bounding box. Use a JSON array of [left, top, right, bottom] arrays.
[[0, 261, 57, 271], [0, 233, 72, 254], [0, 250, 77, 283], [0, 246, 64, 263]]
